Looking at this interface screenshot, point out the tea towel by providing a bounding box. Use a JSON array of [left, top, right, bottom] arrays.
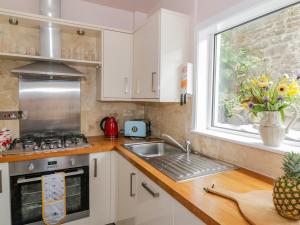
[[42, 173, 66, 225]]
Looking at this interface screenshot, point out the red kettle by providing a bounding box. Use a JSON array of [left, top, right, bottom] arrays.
[[100, 117, 118, 139]]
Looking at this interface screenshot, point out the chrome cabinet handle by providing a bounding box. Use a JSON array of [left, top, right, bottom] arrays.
[[124, 77, 129, 94], [17, 169, 84, 184], [94, 158, 98, 178], [130, 172, 136, 197], [151, 72, 157, 92], [141, 182, 159, 198], [136, 80, 140, 94], [0, 170, 2, 193]]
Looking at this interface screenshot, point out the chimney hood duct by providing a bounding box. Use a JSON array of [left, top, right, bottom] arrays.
[[11, 0, 84, 79]]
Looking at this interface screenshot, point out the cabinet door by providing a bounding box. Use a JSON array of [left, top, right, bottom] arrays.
[[133, 12, 160, 99], [135, 171, 173, 225], [102, 30, 133, 99], [89, 152, 112, 225], [116, 154, 138, 225], [0, 163, 11, 225], [174, 200, 206, 225]]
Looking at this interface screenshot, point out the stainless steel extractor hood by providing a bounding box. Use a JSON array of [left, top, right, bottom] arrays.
[[12, 61, 84, 79], [11, 0, 84, 79]]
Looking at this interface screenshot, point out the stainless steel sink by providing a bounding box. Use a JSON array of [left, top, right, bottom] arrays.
[[123, 141, 236, 182], [123, 142, 179, 157]]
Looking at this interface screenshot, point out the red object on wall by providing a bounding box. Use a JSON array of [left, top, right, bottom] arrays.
[[100, 117, 118, 139]]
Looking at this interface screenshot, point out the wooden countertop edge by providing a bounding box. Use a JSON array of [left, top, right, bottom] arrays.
[[0, 145, 114, 163], [0, 136, 275, 225]]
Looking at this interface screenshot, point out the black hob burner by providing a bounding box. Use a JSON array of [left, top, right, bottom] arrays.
[[19, 132, 89, 152]]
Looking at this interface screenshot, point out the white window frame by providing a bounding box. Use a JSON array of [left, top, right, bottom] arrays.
[[192, 0, 300, 154]]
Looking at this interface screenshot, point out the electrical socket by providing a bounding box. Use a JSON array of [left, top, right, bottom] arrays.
[[0, 111, 23, 120]]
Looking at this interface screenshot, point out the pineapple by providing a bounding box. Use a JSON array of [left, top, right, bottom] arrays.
[[273, 152, 300, 220]]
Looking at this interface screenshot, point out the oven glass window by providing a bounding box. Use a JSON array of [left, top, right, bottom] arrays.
[[11, 167, 89, 225]]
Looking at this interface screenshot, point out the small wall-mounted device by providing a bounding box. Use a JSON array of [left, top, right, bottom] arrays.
[[180, 63, 193, 105]]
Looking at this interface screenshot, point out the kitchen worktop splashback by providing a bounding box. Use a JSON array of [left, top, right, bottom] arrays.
[[0, 60, 145, 138]]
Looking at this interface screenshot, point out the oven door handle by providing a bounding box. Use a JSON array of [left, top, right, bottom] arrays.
[[16, 169, 85, 184]]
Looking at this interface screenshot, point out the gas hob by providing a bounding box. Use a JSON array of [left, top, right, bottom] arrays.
[[6, 132, 90, 154]]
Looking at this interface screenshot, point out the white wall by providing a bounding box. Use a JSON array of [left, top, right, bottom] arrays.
[[61, 0, 134, 30], [0, 0, 139, 31], [197, 0, 244, 23], [0, 0, 39, 14], [149, 0, 195, 16]]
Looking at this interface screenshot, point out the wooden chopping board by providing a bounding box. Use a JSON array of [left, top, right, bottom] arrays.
[[204, 186, 300, 225]]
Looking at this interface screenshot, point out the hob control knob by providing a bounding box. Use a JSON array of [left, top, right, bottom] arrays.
[[70, 158, 76, 166], [28, 163, 34, 171]]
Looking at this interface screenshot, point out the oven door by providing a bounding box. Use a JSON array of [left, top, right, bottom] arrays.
[[10, 167, 89, 225]]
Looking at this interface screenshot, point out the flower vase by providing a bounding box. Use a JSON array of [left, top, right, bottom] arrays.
[[259, 112, 285, 147], [259, 108, 298, 147]]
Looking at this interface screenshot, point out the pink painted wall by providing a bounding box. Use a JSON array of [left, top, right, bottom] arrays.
[[0, 0, 251, 30], [61, 0, 134, 30], [149, 0, 195, 15], [197, 0, 245, 23], [0, 0, 136, 30], [0, 0, 39, 14]]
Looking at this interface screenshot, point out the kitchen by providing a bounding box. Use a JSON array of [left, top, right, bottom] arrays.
[[0, 0, 300, 225]]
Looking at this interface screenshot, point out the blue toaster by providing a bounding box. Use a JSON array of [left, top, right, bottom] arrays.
[[124, 120, 151, 137]]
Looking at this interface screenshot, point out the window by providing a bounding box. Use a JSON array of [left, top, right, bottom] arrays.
[[200, 1, 300, 144]]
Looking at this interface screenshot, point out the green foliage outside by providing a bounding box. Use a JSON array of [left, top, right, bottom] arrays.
[[217, 31, 265, 118]]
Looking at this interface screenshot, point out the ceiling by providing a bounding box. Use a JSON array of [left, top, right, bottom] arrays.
[[84, 0, 161, 13]]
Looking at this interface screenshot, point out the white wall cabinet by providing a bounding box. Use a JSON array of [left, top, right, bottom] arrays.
[[132, 11, 160, 99], [0, 163, 11, 225], [133, 9, 190, 102], [116, 154, 138, 225], [115, 153, 206, 225], [98, 29, 133, 101]]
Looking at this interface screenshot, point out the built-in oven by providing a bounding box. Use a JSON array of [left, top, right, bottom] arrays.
[[9, 155, 89, 225]]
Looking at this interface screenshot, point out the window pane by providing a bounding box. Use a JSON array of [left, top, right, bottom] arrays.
[[213, 3, 300, 142]]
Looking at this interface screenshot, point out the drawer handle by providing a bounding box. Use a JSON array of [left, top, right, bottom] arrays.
[[17, 169, 84, 184], [142, 182, 159, 198], [130, 173, 136, 197], [94, 158, 98, 178]]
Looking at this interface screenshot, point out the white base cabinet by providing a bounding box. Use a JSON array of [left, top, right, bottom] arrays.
[[116, 153, 138, 225], [115, 154, 206, 225], [0, 163, 11, 225], [174, 201, 206, 225], [65, 152, 113, 225], [135, 171, 174, 225]]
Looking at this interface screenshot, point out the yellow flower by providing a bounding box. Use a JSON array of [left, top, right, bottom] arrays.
[[283, 74, 289, 79], [287, 81, 299, 96], [280, 74, 290, 83], [258, 82, 269, 88], [288, 89, 299, 96], [259, 75, 269, 82], [277, 84, 288, 95], [242, 103, 248, 109], [251, 79, 259, 86]]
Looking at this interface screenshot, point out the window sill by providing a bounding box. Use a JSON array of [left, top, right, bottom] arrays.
[[191, 129, 300, 155]]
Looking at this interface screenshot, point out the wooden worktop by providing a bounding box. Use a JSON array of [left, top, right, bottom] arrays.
[[0, 136, 274, 225]]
